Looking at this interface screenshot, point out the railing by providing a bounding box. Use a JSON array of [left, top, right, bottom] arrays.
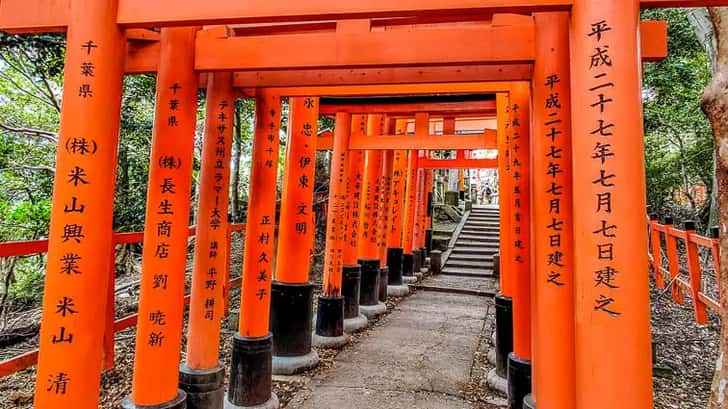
[[0, 223, 246, 377], [647, 215, 720, 324]]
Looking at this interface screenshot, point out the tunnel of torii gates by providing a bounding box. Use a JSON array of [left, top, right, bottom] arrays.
[[1, 0, 722, 408]]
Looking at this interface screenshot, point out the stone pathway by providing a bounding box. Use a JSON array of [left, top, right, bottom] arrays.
[[287, 274, 497, 409]]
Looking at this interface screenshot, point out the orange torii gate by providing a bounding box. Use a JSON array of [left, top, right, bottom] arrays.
[[0, 1, 707, 409]]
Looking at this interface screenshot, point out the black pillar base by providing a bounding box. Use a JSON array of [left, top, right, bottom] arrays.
[[179, 365, 225, 409], [430, 250, 442, 275], [459, 190, 465, 201], [358, 259, 380, 306], [507, 353, 532, 409], [495, 293, 513, 378], [227, 333, 273, 408], [424, 229, 433, 254], [122, 391, 187, 409], [387, 248, 404, 285], [378, 266, 388, 302], [342, 265, 361, 319], [420, 246, 428, 262], [402, 253, 414, 277], [523, 394, 536, 409], [412, 249, 423, 274], [270, 281, 314, 357], [315, 295, 344, 337]]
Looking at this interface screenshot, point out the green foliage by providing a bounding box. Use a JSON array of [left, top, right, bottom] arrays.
[[641, 9, 714, 225]]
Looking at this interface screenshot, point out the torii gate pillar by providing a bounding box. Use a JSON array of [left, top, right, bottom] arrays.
[[571, 1, 653, 408], [358, 114, 387, 318], [180, 72, 234, 409], [342, 115, 368, 333], [227, 91, 281, 409], [124, 27, 198, 409], [270, 97, 321, 374], [525, 12, 575, 409], [313, 112, 353, 349], [385, 122, 410, 297], [507, 82, 532, 409], [33, 0, 125, 407], [489, 93, 513, 394]]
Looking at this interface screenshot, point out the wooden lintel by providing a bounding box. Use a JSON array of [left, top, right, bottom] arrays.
[[315, 129, 496, 151], [194, 23, 535, 71], [319, 101, 496, 116], [240, 82, 515, 98], [232, 64, 533, 87], [0, 0, 721, 33], [418, 158, 497, 169]]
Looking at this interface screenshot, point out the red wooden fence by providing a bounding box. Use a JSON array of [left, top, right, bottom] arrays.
[[647, 215, 720, 324], [0, 223, 246, 377]]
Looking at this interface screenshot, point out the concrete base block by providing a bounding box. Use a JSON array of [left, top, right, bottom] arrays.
[[402, 276, 417, 284], [487, 349, 496, 366], [344, 313, 368, 333], [122, 391, 186, 409], [419, 268, 428, 274], [359, 302, 387, 319], [387, 284, 410, 297], [524, 394, 536, 409], [272, 351, 320, 375], [486, 368, 508, 396], [415, 272, 423, 280], [311, 332, 350, 349], [225, 393, 279, 409]]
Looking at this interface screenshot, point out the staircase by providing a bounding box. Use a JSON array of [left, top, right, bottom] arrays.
[[442, 205, 499, 278]]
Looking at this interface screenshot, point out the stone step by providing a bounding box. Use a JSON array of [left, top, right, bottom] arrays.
[[464, 225, 499, 231], [457, 235, 500, 243], [445, 259, 494, 269], [461, 228, 499, 235], [447, 253, 494, 262], [469, 215, 499, 219], [467, 220, 500, 226], [450, 246, 499, 255], [441, 267, 495, 278]]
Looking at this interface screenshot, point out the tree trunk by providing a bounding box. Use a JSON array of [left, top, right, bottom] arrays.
[[231, 100, 243, 222], [702, 8, 728, 409], [689, 8, 721, 232]]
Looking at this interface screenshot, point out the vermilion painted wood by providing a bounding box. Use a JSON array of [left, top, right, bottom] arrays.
[[647, 218, 720, 319], [321, 113, 353, 296], [232, 65, 533, 88], [237, 91, 282, 338], [417, 158, 497, 169], [496, 93, 514, 297], [531, 12, 575, 409], [0, 223, 245, 378], [194, 24, 535, 71], [185, 72, 235, 371], [31, 0, 126, 406], [130, 27, 199, 406], [239, 82, 513, 97], [508, 82, 531, 361], [571, 1, 652, 406], [318, 101, 496, 116], [349, 131, 496, 150], [275, 97, 320, 283]]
